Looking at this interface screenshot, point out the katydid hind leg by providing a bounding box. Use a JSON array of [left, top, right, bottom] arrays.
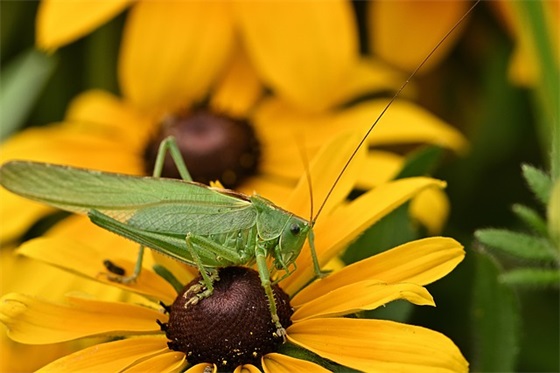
[[184, 233, 220, 306], [153, 136, 192, 181], [181, 232, 250, 304], [103, 244, 146, 284], [104, 136, 192, 284], [255, 243, 287, 340]]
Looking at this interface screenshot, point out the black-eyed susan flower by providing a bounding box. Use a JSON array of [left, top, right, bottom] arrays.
[[3, 236, 466, 373], [2, 226, 467, 372], [1, 1, 470, 244], [1, 134, 467, 372]]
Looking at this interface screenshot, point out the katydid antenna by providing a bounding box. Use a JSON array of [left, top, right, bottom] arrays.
[[311, 0, 480, 225]]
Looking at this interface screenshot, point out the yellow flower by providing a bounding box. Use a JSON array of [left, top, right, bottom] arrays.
[[367, 0, 471, 74], [3, 238, 466, 372], [1, 135, 467, 372]]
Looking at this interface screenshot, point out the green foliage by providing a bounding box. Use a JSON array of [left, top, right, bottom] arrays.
[[471, 252, 521, 372], [278, 343, 360, 373], [475, 163, 558, 290], [0, 49, 57, 140], [500, 268, 560, 288], [396, 146, 444, 179], [521, 164, 552, 205], [475, 229, 556, 262], [548, 181, 560, 247], [511, 203, 548, 236]]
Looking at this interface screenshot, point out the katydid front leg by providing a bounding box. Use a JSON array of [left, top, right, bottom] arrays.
[[308, 228, 330, 279], [104, 136, 193, 284], [255, 242, 286, 340]]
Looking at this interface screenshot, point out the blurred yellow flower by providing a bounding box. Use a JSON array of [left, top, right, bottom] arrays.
[[490, 0, 559, 87], [367, 0, 471, 74], [37, 0, 375, 113], [0, 0, 467, 244]]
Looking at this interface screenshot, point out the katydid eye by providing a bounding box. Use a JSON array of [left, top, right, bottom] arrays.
[[290, 224, 301, 235]]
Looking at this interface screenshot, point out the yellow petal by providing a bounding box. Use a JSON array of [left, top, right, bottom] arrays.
[[493, 1, 559, 87], [288, 318, 468, 372], [46, 213, 195, 294], [286, 132, 366, 221], [238, 176, 293, 208], [36, 336, 169, 373], [368, 1, 471, 73], [251, 99, 334, 181], [336, 100, 469, 153], [234, 364, 261, 373], [36, 0, 132, 50], [357, 151, 403, 188], [64, 90, 156, 152], [292, 237, 464, 307], [46, 214, 139, 250], [293, 281, 434, 321], [0, 124, 143, 173], [252, 96, 465, 189], [187, 363, 215, 373], [235, 0, 358, 111], [124, 350, 187, 373], [0, 332, 75, 373], [1, 293, 164, 344], [0, 122, 143, 242], [283, 177, 446, 295], [262, 353, 330, 373], [410, 187, 450, 234], [210, 47, 262, 118], [1, 240, 123, 305], [119, 1, 234, 113], [329, 57, 408, 108], [18, 236, 177, 304], [0, 195, 52, 243], [508, 43, 540, 87]]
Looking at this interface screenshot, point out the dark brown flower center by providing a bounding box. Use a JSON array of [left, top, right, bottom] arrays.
[[161, 267, 293, 371], [144, 110, 260, 188]]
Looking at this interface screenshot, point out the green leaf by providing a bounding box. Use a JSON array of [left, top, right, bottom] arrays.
[[396, 146, 444, 179], [500, 268, 560, 287], [514, 1, 560, 178], [471, 251, 520, 372], [521, 164, 552, 205], [362, 299, 413, 324], [278, 343, 359, 373], [512, 204, 548, 236], [475, 228, 557, 261], [0, 49, 57, 140]]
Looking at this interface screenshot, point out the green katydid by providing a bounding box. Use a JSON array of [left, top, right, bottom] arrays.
[[0, 1, 478, 339], [0, 139, 322, 338]]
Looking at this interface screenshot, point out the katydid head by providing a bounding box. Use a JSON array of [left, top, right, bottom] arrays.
[[273, 216, 311, 273]]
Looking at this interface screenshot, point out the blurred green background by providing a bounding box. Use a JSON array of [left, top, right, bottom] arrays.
[[1, 1, 558, 372]]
